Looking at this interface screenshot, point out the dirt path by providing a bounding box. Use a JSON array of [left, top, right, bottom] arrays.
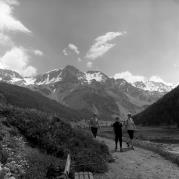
[[94, 137, 179, 179]]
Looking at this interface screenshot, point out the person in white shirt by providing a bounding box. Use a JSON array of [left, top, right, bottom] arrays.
[[125, 113, 136, 150]]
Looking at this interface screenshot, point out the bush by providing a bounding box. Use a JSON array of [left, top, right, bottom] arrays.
[[24, 148, 65, 179], [0, 104, 110, 174], [0, 149, 8, 164]]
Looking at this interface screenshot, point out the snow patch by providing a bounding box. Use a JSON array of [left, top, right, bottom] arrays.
[[10, 77, 23, 83], [133, 80, 175, 93], [45, 68, 60, 74], [24, 77, 35, 85], [85, 72, 106, 83], [35, 75, 62, 85]]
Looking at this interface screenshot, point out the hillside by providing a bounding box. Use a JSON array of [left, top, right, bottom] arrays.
[[0, 82, 90, 121], [134, 85, 179, 127], [63, 85, 119, 120], [0, 104, 110, 178]]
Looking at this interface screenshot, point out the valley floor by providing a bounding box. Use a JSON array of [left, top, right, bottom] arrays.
[[94, 137, 179, 179]]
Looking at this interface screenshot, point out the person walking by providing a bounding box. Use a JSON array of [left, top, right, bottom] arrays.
[[112, 117, 123, 152], [125, 113, 136, 150], [89, 113, 100, 138]]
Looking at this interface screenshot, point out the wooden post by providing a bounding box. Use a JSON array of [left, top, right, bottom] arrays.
[[64, 154, 71, 176]]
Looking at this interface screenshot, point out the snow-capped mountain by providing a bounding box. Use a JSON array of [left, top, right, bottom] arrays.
[[114, 75, 175, 93], [133, 81, 175, 93], [0, 67, 175, 93], [22, 66, 109, 86], [0, 66, 173, 120], [33, 68, 62, 85], [0, 69, 25, 85]]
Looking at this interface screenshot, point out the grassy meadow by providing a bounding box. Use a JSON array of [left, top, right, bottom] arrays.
[[99, 125, 179, 143]]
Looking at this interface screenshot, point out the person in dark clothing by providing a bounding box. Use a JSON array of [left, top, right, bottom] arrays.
[[112, 117, 123, 152], [89, 113, 100, 138]]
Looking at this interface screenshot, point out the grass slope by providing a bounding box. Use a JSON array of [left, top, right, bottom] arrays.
[[0, 104, 110, 178], [63, 86, 119, 120], [0, 82, 88, 121]]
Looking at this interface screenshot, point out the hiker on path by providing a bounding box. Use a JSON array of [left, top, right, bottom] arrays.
[[125, 113, 136, 150], [89, 113, 100, 138], [112, 117, 123, 152]]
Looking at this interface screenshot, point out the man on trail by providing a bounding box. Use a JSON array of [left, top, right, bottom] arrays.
[[89, 113, 100, 138], [125, 113, 136, 150], [112, 117, 123, 152]]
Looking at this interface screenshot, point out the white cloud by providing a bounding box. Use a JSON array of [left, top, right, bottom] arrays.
[[68, 43, 80, 55], [149, 76, 172, 85], [0, 0, 31, 33], [0, 47, 37, 76], [114, 71, 145, 83], [0, 33, 14, 47], [34, 49, 43, 56], [86, 61, 93, 68], [86, 31, 126, 60], [22, 66, 36, 77], [0, 1, 38, 77], [62, 43, 80, 56], [0, 0, 31, 48], [114, 71, 172, 85], [87, 43, 115, 60], [149, 76, 164, 83], [62, 49, 68, 56]]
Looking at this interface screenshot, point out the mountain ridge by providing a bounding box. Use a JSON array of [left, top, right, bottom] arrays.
[[0, 66, 175, 119], [0, 66, 175, 93]]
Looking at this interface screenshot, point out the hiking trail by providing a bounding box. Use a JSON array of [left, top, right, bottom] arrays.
[[94, 137, 179, 179]]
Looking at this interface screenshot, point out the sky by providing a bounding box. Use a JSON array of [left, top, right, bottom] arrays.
[[0, 0, 179, 84]]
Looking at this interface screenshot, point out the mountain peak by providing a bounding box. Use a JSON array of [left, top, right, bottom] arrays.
[[63, 65, 80, 72], [34, 68, 62, 85], [0, 69, 23, 79], [85, 71, 109, 83], [0, 69, 25, 85]]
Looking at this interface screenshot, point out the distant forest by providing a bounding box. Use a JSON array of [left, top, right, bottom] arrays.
[[134, 85, 179, 128]]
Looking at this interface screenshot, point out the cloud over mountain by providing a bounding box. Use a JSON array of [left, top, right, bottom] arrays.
[[86, 31, 126, 60], [0, 0, 38, 77], [68, 43, 80, 54], [114, 71, 171, 86], [114, 71, 145, 83], [149, 76, 172, 86], [0, 47, 37, 76], [63, 43, 80, 56]]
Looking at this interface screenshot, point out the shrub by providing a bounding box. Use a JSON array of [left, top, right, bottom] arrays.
[[24, 149, 65, 179], [0, 149, 8, 164], [0, 104, 110, 174]]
